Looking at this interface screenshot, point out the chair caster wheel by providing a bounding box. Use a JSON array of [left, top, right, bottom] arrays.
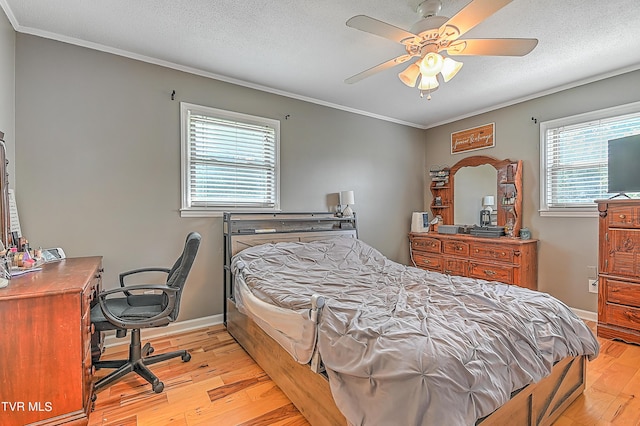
[[182, 352, 191, 362], [152, 381, 164, 393]]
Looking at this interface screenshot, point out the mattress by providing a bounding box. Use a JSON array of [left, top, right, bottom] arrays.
[[231, 237, 599, 426]]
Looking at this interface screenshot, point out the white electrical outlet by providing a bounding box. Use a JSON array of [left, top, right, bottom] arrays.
[[588, 279, 598, 294]]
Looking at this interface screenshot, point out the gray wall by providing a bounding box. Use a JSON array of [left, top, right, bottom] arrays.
[[14, 34, 425, 322], [0, 8, 14, 184], [423, 69, 640, 313]]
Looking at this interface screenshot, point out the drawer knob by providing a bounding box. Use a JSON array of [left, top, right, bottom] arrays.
[[619, 214, 626, 219], [484, 270, 497, 276], [424, 260, 431, 264], [88, 323, 95, 334]]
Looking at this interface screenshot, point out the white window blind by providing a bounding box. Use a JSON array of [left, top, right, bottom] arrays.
[[180, 103, 280, 216], [540, 102, 640, 216]]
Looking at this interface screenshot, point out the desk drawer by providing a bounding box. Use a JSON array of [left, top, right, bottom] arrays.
[[412, 252, 443, 272], [443, 240, 469, 256], [469, 262, 513, 283], [471, 243, 515, 263], [411, 237, 442, 254]]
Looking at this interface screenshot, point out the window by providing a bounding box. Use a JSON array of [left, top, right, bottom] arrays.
[[540, 101, 640, 217], [180, 102, 280, 216]]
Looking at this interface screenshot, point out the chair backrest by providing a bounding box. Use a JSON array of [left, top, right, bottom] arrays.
[[166, 231, 201, 321]]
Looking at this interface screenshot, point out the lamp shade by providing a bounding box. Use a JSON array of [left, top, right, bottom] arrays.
[[482, 195, 495, 207], [418, 75, 439, 91], [419, 52, 444, 77], [441, 57, 463, 82], [398, 63, 421, 87], [340, 190, 355, 205]]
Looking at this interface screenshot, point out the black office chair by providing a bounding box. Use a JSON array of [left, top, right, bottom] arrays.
[[91, 231, 201, 393]]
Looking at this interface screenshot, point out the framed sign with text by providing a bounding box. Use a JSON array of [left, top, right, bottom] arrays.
[[451, 123, 495, 154]]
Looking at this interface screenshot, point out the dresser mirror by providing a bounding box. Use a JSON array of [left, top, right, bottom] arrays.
[[454, 164, 497, 225], [430, 155, 523, 236]]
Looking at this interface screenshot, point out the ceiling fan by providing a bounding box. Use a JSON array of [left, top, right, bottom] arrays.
[[345, 0, 538, 98]]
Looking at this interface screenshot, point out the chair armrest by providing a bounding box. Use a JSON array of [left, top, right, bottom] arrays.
[[96, 284, 178, 329], [119, 267, 171, 286], [119, 267, 172, 296]]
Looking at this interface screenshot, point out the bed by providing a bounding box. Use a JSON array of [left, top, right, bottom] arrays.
[[222, 212, 599, 426]]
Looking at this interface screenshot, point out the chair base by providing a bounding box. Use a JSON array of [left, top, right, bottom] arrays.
[[93, 328, 191, 393]]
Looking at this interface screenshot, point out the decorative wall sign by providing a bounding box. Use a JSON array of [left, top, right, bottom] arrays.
[[451, 123, 495, 154]]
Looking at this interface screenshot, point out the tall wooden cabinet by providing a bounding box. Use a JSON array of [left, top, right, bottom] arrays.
[[0, 257, 103, 425], [596, 199, 640, 344]]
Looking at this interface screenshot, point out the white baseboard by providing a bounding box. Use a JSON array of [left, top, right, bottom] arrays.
[[102, 314, 224, 348], [570, 307, 597, 322]]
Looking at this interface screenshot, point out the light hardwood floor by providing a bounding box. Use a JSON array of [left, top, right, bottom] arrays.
[[89, 322, 640, 426]]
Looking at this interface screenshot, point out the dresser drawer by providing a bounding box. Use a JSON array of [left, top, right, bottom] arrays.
[[604, 303, 640, 331], [411, 237, 442, 254], [412, 252, 443, 272], [607, 206, 640, 228], [470, 243, 515, 263], [443, 240, 469, 256], [443, 258, 467, 276], [605, 278, 640, 308], [469, 262, 513, 283]]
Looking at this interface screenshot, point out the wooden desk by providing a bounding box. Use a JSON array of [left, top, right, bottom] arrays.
[[0, 257, 103, 425]]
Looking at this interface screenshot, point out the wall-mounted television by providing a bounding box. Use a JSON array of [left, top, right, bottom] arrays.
[[608, 134, 640, 196]]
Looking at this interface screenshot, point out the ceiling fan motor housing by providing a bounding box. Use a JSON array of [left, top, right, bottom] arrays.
[[413, 0, 442, 18]]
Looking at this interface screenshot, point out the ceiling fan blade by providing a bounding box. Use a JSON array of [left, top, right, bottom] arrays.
[[439, 0, 513, 40], [347, 15, 418, 45], [345, 54, 412, 84], [445, 38, 538, 56]]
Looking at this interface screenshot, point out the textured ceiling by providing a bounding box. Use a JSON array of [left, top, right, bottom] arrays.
[[2, 0, 640, 128]]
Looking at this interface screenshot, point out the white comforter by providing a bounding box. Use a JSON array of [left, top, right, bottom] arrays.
[[231, 237, 599, 425]]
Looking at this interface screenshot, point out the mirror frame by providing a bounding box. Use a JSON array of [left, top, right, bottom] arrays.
[[430, 155, 523, 236], [0, 132, 9, 250]]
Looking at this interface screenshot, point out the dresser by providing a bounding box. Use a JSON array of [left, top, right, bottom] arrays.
[[409, 232, 538, 290], [596, 199, 640, 344], [0, 257, 103, 425]]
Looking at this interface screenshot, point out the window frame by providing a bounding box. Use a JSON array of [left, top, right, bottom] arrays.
[[539, 100, 640, 217], [180, 102, 281, 217]]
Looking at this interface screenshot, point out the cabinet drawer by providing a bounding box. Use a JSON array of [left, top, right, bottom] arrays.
[[443, 240, 469, 256], [443, 258, 467, 276], [411, 237, 442, 254], [470, 243, 515, 263], [412, 252, 443, 272], [604, 303, 640, 331], [607, 206, 640, 228], [469, 262, 513, 283], [604, 229, 640, 277], [605, 278, 640, 308]]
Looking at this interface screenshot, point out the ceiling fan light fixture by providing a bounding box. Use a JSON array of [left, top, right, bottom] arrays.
[[418, 74, 439, 91], [441, 57, 463, 82], [419, 52, 443, 77], [398, 62, 421, 87]]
